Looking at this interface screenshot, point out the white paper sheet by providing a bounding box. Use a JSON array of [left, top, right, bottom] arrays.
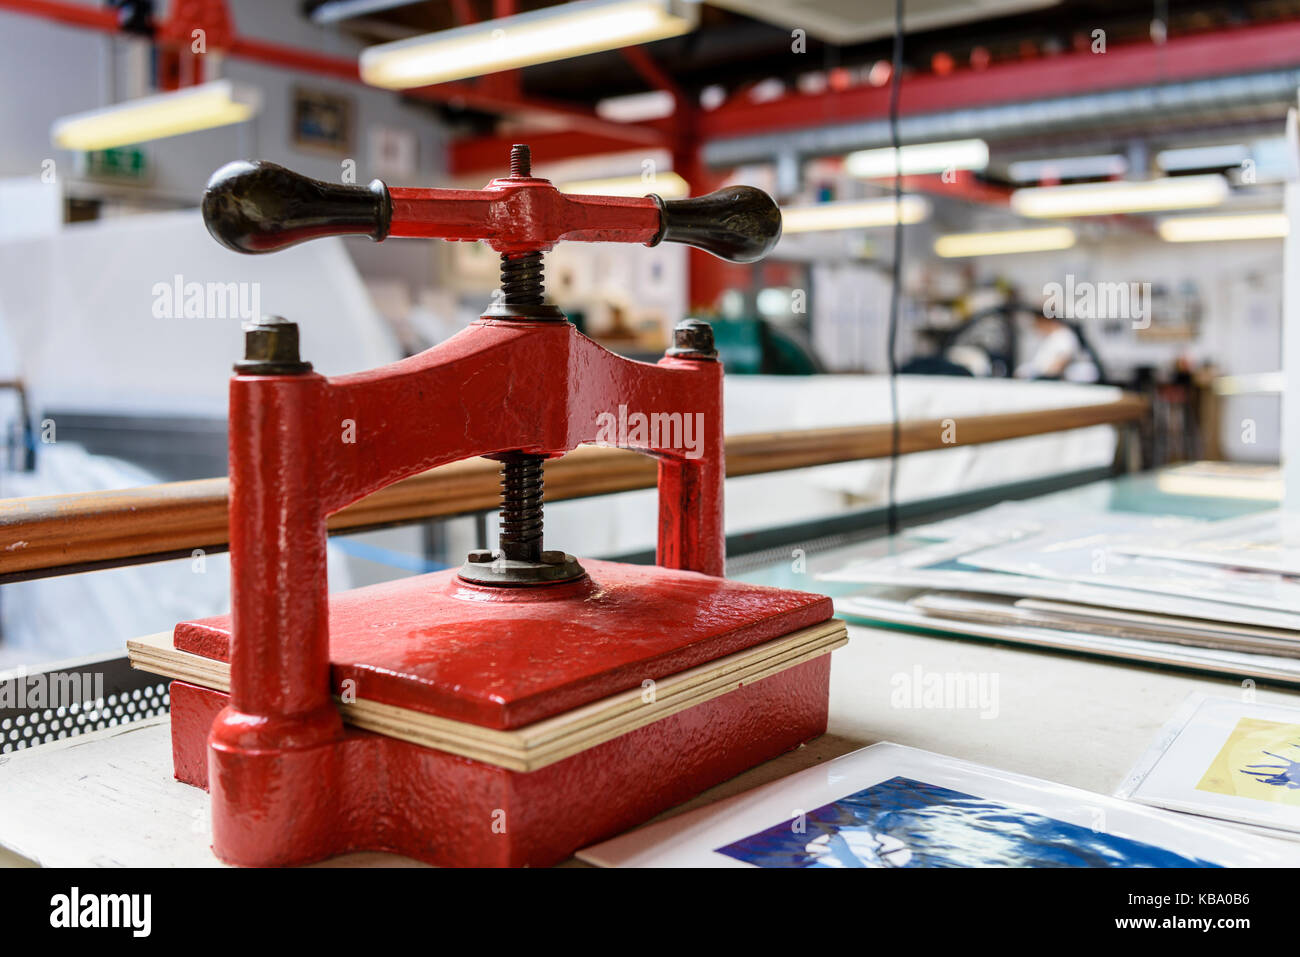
[[578, 743, 1300, 867], [820, 564, 1300, 632], [1112, 511, 1300, 577], [954, 519, 1300, 614], [1118, 694, 1300, 835], [833, 589, 1300, 685]]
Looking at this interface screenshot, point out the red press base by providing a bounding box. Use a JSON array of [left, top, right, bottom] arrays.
[[169, 561, 836, 867], [171, 655, 830, 867]]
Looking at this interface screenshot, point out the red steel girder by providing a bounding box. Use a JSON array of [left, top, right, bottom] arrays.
[[698, 18, 1300, 141], [450, 17, 1300, 174]]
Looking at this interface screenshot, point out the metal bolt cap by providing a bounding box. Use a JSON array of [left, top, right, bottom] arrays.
[[234, 315, 312, 375], [666, 318, 717, 360]]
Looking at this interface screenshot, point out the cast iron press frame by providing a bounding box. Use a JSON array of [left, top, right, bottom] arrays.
[[166, 145, 840, 866]]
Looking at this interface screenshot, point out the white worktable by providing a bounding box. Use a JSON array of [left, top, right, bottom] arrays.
[[2, 615, 1296, 867], [4, 470, 1294, 866]]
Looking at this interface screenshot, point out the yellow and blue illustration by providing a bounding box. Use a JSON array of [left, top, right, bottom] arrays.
[[1196, 717, 1300, 806]]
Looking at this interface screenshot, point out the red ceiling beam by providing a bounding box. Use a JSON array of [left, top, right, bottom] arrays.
[[229, 34, 661, 146], [479, 0, 520, 98], [620, 45, 686, 103], [897, 172, 1011, 206], [228, 36, 361, 82], [230, 32, 663, 146], [409, 83, 664, 146], [699, 18, 1300, 141], [450, 126, 673, 176], [447, 17, 1300, 174], [451, 0, 477, 25], [447, 47, 688, 174]]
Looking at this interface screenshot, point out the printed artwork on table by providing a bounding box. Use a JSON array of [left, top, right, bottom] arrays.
[[1196, 717, 1300, 805], [716, 776, 1219, 868]]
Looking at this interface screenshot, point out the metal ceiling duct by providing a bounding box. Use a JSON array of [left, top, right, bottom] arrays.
[[706, 0, 1060, 44], [703, 69, 1300, 167]]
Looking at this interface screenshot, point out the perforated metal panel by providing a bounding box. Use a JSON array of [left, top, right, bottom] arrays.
[[0, 654, 170, 754]]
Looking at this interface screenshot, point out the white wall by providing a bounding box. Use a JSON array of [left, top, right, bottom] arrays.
[[0, 2, 458, 362], [1284, 109, 1300, 511], [973, 236, 1280, 369], [972, 235, 1285, 461], [0, 1, 449, 200]]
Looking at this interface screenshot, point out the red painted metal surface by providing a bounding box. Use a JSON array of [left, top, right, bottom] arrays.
[[168, 148, 826, 865], [620, 45, 686, 102], [407, 87, 662, 147], [173, 655, 831, 867], [896, 171, 1012, 206], [449, 18, 1300, 174], [12, 0, 1300, 167], [448, 127, 673, 177], [226, 35, 361, 82], [697, 19, 1300, 142], [451, 0, 477, 26], [386, 177, 661, 254], [176, 560, 832, 728], [154, 0, 231, 49], [171, 290, 837, 866], [229, 320, 726, 527]]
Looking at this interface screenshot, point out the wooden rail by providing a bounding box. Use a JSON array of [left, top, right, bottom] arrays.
[[0, 395, 1145, 579]]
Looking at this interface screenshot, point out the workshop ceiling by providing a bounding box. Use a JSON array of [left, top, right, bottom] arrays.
[[706, 0, 1061, 44], [305, 0, 1300, 108]]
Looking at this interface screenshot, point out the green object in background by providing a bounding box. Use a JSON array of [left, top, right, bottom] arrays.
[[83, 147, 149, 182], [707, 317, 764, 373], [706, 317, 823, 375]]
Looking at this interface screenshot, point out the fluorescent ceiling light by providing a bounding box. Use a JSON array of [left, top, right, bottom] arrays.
[[360, 0, 697, 89], [934, 226, 1076, 258], [781, 196, 931, 233], [845, 139, 989, 178], [559, 172, 689, 198], [595, 90, 676, 123], [1007, 154, 1127, 182], [1156, 212, 1288, 242], [309, 0, 421, 24], [51, 80, 260, 151], [1155, 144, 1249, 172], [1010, 174, 1229, 218]]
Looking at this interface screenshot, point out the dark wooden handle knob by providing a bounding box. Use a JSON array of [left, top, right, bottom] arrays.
[[201, 160, 392, 254], [650, 186, 782, 263]]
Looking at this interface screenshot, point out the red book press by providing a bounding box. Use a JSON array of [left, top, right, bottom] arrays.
[[165, 145, 847, 867]]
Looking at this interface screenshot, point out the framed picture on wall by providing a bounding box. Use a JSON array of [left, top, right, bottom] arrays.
[[291, 86, 354, 155]]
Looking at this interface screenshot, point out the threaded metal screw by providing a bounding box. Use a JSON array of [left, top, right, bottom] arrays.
[[499, 251, 546, 306], [509, 143, 531, 178], [497, 453, 545, 563]]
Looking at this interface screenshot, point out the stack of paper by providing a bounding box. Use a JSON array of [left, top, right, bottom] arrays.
[[821, 503, 1300, 684]]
